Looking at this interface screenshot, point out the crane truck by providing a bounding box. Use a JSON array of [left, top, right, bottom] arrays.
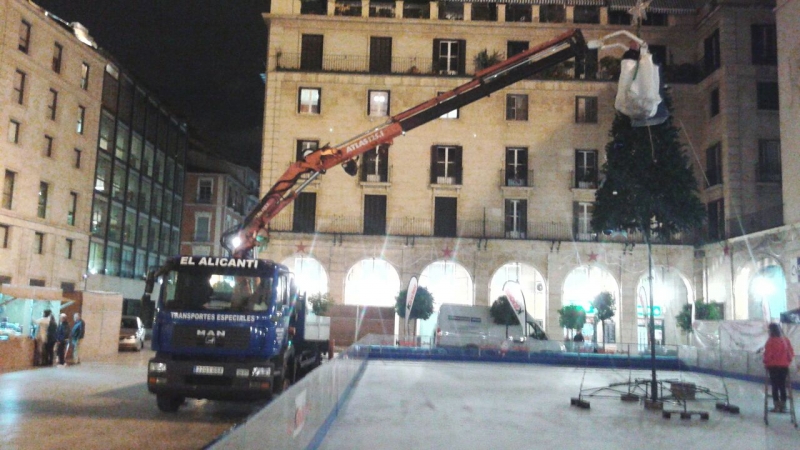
[[143, 29, 588, 412]]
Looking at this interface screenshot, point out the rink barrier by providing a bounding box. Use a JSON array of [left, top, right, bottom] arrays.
[[206, 344, 369, 450], [207, 337, 798, 449], [677, 345, 800, 390]]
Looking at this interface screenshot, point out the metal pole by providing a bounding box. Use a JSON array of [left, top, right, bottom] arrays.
[[647, 235, 657, 401]]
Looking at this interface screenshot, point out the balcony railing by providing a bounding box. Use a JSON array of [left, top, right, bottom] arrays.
[[725, 205, 783, 239]]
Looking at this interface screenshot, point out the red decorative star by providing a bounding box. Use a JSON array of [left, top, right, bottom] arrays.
[[588, 252, 599, 262], [296, 242, 307, 254], [442, 247, 454, 259]]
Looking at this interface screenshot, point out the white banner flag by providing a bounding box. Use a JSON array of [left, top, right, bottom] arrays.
[[404, 276, 418, 338], [503, 281, 527, 339]]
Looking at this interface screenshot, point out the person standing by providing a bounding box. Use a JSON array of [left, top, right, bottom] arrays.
[[33, 310, 52, 366], [70, 313, 85, 364], [55, 314, 71, 367], [763, 323, 796, 413], [45, 313, 57, 366]]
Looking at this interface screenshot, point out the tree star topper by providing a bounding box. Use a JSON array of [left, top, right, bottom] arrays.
[[628, 0, 652, 26]]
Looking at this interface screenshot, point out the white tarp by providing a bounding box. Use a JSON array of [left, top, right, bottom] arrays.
[[693, 320, 800, 354], [615, 47, 661, 120]]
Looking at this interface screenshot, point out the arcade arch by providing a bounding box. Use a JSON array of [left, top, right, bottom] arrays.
[[562, 265, 619, 344], [734, 258, 787, 321], [280, 256, 328, 296], [416, 260, 473, 338], [344, 258, 401, 307], [489, 262, 547, 328], [635, 266, 691, 348]]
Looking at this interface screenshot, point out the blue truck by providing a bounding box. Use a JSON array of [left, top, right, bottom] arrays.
[[144, 256, 328, 412]]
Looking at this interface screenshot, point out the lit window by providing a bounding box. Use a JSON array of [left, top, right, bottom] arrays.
[[38, 182, 49, 218], [438, 91, 458, 119], [298, 88, 321, 114], [368, 90, 390, 117]]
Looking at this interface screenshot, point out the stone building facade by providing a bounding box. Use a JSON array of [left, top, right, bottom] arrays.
[[258, 0, 774, 345], [0, 0, 104, 292]]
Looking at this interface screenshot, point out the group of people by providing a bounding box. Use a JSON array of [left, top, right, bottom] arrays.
[[33, 310, 85, 367]]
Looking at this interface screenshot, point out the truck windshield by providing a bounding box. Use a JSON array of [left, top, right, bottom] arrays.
[[162, 270, 273, 313]]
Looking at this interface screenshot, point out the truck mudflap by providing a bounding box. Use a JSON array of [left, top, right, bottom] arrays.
[[147, 357, 279, 401]]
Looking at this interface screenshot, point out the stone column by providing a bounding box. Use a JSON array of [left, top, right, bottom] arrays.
[[464, 3, 472, 21], [430, 1, 439, 19], [362, 0, 370, 17], [327, 0, 336, 15], [397, 0, 404, 18], [497, 4, 506, 22], [566, 6, 574, 23]]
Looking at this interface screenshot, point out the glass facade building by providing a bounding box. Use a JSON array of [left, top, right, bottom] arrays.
[[88, 64, 186, 279]]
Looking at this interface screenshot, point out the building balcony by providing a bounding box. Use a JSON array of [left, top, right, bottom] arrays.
[[269, 214, 699, 245]]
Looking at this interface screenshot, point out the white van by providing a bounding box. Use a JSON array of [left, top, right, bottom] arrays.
[[435, 304, 563, 352]]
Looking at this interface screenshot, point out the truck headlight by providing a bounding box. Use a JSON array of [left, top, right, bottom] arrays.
[[149, 362, 167, 373], [251, 367, 271, 378]]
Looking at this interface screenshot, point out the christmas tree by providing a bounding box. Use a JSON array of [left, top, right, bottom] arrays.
[[591, 90, 704, 402], [591, 91, 705, 241]]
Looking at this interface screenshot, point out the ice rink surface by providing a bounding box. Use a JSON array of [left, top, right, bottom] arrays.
[[319, 360, 798, 450]]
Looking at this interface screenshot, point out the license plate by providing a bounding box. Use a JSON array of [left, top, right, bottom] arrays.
[[193, 365, 224, 375]]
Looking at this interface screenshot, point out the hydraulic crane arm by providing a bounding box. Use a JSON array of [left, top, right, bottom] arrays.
[[223, 29, 586, 257]]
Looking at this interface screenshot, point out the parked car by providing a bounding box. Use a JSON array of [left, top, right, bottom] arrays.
[[119, 316, 145, 351]]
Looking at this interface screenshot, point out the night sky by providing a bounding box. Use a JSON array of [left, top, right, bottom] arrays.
[[35, 0, 268, 170]]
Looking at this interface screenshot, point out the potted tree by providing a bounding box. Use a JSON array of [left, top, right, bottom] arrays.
[[489, 295, 520, 339], [395, 286, 435, 342], [557, 304, 586, 350], [591, 291, 616, 352]]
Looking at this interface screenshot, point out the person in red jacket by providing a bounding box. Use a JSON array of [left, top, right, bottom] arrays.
[[763, 323, 796, 413]]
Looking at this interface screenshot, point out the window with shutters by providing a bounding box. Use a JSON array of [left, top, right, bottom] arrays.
[[438, 91, 459, 119], [505, 147, 529, 187], [52, 43, 63, 73], [757, 140, 781, 183], [707, 199, 724, 241], [368, 90, 390, 117], [293, 192, 317, 233], [68, 192, 77, 226], [361, 145, 389, 182], [48, 89, 58, 120], [81, 63, 90, 90], [704, 30, 720, 74], [363, 195, 387, 235], [298, 88, 321, 114], [34, 232, 44, 254], [369, 37, 392, 74], [575, 150, 598, 188], [8, 120, 20, 144], [575, 97, 598, 123], [756, 82, 779, 110], [18, 20, 31, 53], [433, 39, 465, 75], [434, 197, 457, 237], [710, 88, 720, 117], [505, 199, 527, 239], [3, 171, 16, 209], [194, 214, 211, 242], [14, 70, 26, 104], [38, 182, 49, 218], [300, 35, 324, 70], [705, 142, 722, 187], [751, 25, 777, 65], [43, 135, 53, 157], [573, 202, 595, 241], [506, 94, 528, 121], [430, 145, 462, 185]]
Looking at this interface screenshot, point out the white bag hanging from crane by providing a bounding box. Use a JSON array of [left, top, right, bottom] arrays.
[[615, 46, 662, 120]]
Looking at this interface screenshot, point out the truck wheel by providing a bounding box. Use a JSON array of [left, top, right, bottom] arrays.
[[156, 394, 183, 412]]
